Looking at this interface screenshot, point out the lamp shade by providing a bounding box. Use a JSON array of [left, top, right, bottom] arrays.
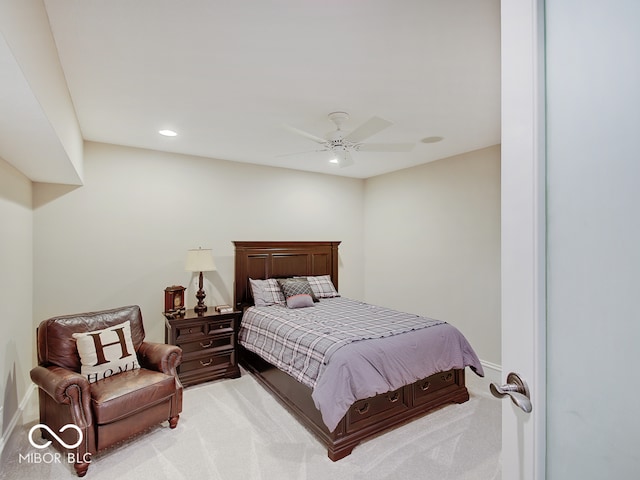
[[185, 248, 216, 272]]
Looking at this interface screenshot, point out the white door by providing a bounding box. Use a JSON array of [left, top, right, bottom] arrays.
[[500, 1, 546, 479], [543, 1, 640, 478]]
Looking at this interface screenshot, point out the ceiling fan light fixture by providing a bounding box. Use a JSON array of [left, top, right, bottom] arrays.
[[331, 145, 347, 165]]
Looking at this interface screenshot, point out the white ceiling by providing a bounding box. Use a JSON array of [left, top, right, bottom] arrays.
[[39, 0, 500, 179]]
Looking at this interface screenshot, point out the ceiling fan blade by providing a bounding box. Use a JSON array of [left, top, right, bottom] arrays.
[[357, 143, 415, 152], [275, 148, 329, 158], [344, 116, 392, 143], [283, 124, 327, 144]]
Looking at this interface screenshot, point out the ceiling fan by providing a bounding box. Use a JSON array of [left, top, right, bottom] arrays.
[[282, 112, 415, 167]]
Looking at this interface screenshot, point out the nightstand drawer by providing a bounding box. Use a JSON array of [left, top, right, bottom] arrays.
[[178, 332, 234, 354], [180, 350, 235, 374], [175, 322, 207, 341], [207, 318, 235, 335], [174, 318, 235, 340]]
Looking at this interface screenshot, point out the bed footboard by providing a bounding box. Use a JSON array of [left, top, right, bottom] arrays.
[[239, 345, 469, 460]]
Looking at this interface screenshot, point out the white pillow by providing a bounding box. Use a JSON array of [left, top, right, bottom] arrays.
[[304, 275, 340, 298], [72, 320, 140, 383], [249, 278, 286, 306]]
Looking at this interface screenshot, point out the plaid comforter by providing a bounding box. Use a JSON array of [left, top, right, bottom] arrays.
[[239, 297, 445, 389]]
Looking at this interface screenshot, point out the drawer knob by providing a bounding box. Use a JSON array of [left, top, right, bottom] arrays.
[[355, 402, 370, 415], [387, 391, 400, 403], [200, 358, 213, 367], [441, 372, 453, 382], [420, 381, 431, 391], [200, 340, 213, 348]]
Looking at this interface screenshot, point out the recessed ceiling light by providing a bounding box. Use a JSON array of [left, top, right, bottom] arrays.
[[159, 129, 178, 137], [420, 136, 444, 144], [329, 158, 339, 164]]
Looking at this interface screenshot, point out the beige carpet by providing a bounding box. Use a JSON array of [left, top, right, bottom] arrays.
[[1, 371, 500, 480]]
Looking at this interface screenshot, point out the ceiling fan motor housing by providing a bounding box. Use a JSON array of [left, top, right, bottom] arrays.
[[327, 111, 350, 129], [328, 137, 357, 148]]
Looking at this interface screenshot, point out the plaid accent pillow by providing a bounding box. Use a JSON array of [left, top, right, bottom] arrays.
[[278, 278, 316, 308], [304, 275, 340, 298], [278, 278, 318, 301], [249, 278, 285, 306]]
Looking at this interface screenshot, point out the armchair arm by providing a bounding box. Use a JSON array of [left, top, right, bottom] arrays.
[[30, 365, 92, 426], [30, 365, 90, 405], [137, 341, 182, 376]]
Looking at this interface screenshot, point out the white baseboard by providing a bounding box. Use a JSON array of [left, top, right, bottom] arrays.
[[0, 384, 36, 459], [480, 359, 502, 385]]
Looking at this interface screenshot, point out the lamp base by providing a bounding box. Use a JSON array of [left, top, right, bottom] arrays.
[[194, 271, 208, 315]]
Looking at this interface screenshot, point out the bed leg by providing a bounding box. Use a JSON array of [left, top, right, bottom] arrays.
[[328, 444, 356, 462], [453, 388, 470, 404]]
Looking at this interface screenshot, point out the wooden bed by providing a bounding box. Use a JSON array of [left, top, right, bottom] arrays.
[[233, 240, 470, 461]]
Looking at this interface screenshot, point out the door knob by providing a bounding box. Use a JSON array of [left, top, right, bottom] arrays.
[[490, 372, 532, 413]]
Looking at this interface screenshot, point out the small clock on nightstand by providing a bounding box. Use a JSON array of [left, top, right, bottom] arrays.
[[164, 285, 186, 317]]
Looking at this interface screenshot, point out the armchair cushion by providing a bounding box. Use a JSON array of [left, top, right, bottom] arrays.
[[73, 320, 140, 383], [89, 369, 176, 425]]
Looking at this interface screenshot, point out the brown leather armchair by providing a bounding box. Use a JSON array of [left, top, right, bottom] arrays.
[[30, 305, 183, 477]]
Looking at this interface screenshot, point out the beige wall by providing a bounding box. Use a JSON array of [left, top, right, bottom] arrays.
[[0, 0, 83, 184], [33, 142, 366, 343], [363, 145, 501, 365], [1, 141, 501, 443], [0, 157, 33, 440]]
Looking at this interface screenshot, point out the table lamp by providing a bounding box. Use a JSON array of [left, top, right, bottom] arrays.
[[185, 247, 216, 314]]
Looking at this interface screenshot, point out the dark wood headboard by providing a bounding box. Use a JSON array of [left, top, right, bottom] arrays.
[[233, 241, 340, 310]]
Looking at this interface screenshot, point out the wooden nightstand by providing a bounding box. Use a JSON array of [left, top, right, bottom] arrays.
[[164, 308, 241, 387]]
